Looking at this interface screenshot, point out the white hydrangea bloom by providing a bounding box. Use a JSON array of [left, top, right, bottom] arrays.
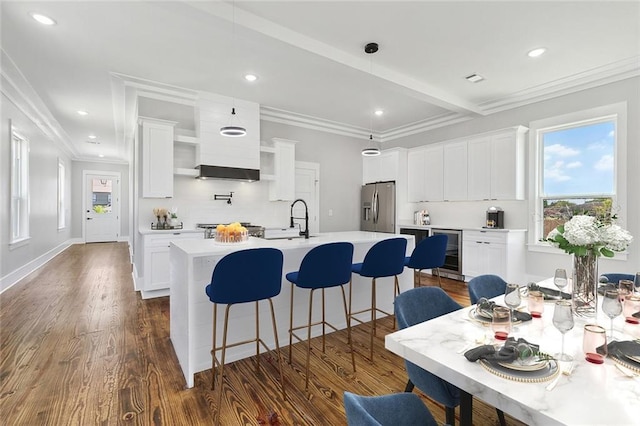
[[563, 215, 600, 246], [600, 224, 634, 251]]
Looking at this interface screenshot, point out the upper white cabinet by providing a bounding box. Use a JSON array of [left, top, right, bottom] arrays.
[[408, 145, 443, 202], [467, 127, 527, 201], [195, 94, 260, 170], [443, 141, 468, 201], [268, 138, 297, 201], [363, 150, 399, 184], [140, 117, 176, 198]]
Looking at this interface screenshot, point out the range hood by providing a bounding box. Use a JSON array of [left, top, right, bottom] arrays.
[[196, 164, 260, 182]]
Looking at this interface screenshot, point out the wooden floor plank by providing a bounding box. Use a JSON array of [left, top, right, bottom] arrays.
[[0, 243, 526, 425]]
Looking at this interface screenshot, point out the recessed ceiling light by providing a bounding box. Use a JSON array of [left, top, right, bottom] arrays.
[[465, 73, 485, 83], [98, 154, 104, 158], [88, 134, 97, 139], [528, 47, 546, 58], [244, 74, 258, 82], [77, 110, 89, 116], [374, 110, 384, 116], [30, 12, 56, 26]]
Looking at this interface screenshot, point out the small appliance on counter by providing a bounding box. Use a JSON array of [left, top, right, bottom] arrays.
[[414, 210, 430, 226], [484, 206, 504, 229]]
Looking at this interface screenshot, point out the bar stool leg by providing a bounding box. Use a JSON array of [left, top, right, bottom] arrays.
[[267, 298, 286, 400], [255, 301, 260, 372], [304, 289, 315, 390], [211, 303, 218, 390], [370, 278, 377, 361], [348, 278, 353, 345], [215, 304, 232, 426], [393, 275, 400, 329], [288, 284, 295, 364], [340, 284, 356, 373], [435, 267, 443, 288]]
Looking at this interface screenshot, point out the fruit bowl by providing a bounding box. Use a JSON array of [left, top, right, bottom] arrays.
[[214, 222, 249, 243]]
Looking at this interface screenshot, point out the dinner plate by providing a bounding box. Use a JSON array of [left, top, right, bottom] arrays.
[[610, 353, 640, 374], [497, 359, 549, 372], [623, 354, 640, 366], [480, 358, 559, 383], [468, 308, 523, 325]]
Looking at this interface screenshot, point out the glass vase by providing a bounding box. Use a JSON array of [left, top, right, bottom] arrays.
[[572, 252, 598, 318]]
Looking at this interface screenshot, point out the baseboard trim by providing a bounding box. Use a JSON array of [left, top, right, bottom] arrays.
[[0, 240, 73, 293]]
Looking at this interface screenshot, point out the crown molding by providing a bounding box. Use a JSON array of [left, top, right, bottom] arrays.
[[478, 56, 640, 115], [71, 156, 129, 166], [1, 49, 79, 159]]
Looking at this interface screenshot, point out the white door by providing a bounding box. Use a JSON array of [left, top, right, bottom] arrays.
[[84, 172, 120, 243], [295, 162, 320, 235]]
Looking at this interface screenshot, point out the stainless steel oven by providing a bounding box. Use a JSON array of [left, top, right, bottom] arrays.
[[430, 228, 463, 281]]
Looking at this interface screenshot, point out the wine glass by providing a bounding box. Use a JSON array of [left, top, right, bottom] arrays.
[[504, 283, 521, 319], [552, 301, 574, 362], [602, 289, 622, 339], [553, 268, 568, 298]]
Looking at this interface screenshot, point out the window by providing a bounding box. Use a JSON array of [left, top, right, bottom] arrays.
[[530, 103, 627, 248], [58, 159, 65, 229], [11, 126, 30, 244]]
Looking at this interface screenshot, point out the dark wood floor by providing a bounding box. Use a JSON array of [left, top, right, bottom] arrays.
[[0, 243, 526, 425]]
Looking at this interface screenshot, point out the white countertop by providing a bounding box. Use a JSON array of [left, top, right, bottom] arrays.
[[138, 227, 203, 235], [171, 231, 411, 257], [397, 222, 526, 232]]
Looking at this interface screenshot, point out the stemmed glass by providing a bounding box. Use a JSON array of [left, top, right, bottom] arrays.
[[504, 283, 521, 319], [553, 268, 568, 298], [602, 289, 622, 339], [552, 301, 574, 362]]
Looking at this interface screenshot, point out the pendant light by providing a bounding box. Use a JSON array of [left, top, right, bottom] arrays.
[[220, 1, 247, 138], [362, 42, 380, 157]]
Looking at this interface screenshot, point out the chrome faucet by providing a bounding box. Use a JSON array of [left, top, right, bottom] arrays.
[[290, 198, 309, 239]]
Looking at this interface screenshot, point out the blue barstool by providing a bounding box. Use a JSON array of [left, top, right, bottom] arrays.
[[350, 237, 408, 360], [404, 234, 448, 288], [467, 274, 507, 305], [286, 242, 355, 389], [205, 248, 286, 425]]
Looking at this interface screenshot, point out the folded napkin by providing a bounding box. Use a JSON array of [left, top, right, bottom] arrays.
[[476, 298, 533, 322], [464, 337, 540, 363], [527, 282, 571, 300], [596, 340, 640, 358]]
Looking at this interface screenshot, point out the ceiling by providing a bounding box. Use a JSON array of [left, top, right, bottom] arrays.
[[2, 1, 639, 163]]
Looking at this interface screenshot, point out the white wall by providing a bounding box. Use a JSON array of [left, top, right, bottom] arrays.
[[1, 93, 72, 291], [389, 77, 640, 280]]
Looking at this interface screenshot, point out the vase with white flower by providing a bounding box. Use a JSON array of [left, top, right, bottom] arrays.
[[546, 214, 633, 317]]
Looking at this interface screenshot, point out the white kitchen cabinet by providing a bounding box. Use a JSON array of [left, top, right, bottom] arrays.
[[443, 141, 468, 201], [462, 229, 526, 284], [407, 145, 443, 202], [140, 117, 177, 198], [466, 127, 527, 201], [142, 232, 203, 298], [268, 138, 297, 201], [407, 148, 426, 202], [362, 150, 399, 184]]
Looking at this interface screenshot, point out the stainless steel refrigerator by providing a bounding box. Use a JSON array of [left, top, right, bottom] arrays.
[[361, 181, 396, 233]]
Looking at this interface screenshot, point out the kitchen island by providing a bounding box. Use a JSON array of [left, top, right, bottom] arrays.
[[169, 231, 414, 388]]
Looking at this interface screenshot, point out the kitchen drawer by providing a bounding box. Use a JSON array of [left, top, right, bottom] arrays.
[[145, 232, 202, 247], [463, 230, 508, 244]]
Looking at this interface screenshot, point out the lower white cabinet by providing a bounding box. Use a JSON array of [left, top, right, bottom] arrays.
[[462, 230, 526, 284], [142, 232, 202, 298]]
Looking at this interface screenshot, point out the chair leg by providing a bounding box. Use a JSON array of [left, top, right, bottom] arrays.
[[255, 301, 260, 372], [370, 278, 376, 361], [321, 288, 326, 352], [267, 298, 286, 400], [445, 405, 456, 426], [404, 379, 414, 393], [211, 303, 218, 390], [340, 284, 356, 373], [435, 267, 443, 288], [393, 275, 400, 329], [288, 284, 295, 364], [496, 408, 506, 426], [215, 304, 232, 426], [348, 277, 353, 345], [305, 289, 315, 390]]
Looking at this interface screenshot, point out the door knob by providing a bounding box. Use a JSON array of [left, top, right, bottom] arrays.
[[87, 217, 93, 220]]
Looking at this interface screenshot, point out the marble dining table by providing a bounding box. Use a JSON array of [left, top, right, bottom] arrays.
[[385, 278, 640, 426]]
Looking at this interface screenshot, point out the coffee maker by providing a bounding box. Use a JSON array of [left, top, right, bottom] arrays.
[[485, 206, 504, 229]]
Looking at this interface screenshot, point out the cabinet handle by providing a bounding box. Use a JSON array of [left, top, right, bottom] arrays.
[[484, 242, 490, 244], [476, 241, 482, 244]]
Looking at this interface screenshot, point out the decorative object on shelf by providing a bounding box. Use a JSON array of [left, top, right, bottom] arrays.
[[151, 221, 183, 230], [219, 0, 247, 138], [361, 42, 381, 157], [546, 214, 633, 317], [153, 207, 169, 228]]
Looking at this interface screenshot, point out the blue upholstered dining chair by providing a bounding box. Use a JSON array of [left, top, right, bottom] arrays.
[[343, 391, 438, 426], [205, 248, 286, 425], [404, 234, 448, 288], [600, 273, 635, 286], [395, 287, 506, 426], [350, 237, 408, 360], [467, 274, 508, 305], [286, 242, 355, 390]]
